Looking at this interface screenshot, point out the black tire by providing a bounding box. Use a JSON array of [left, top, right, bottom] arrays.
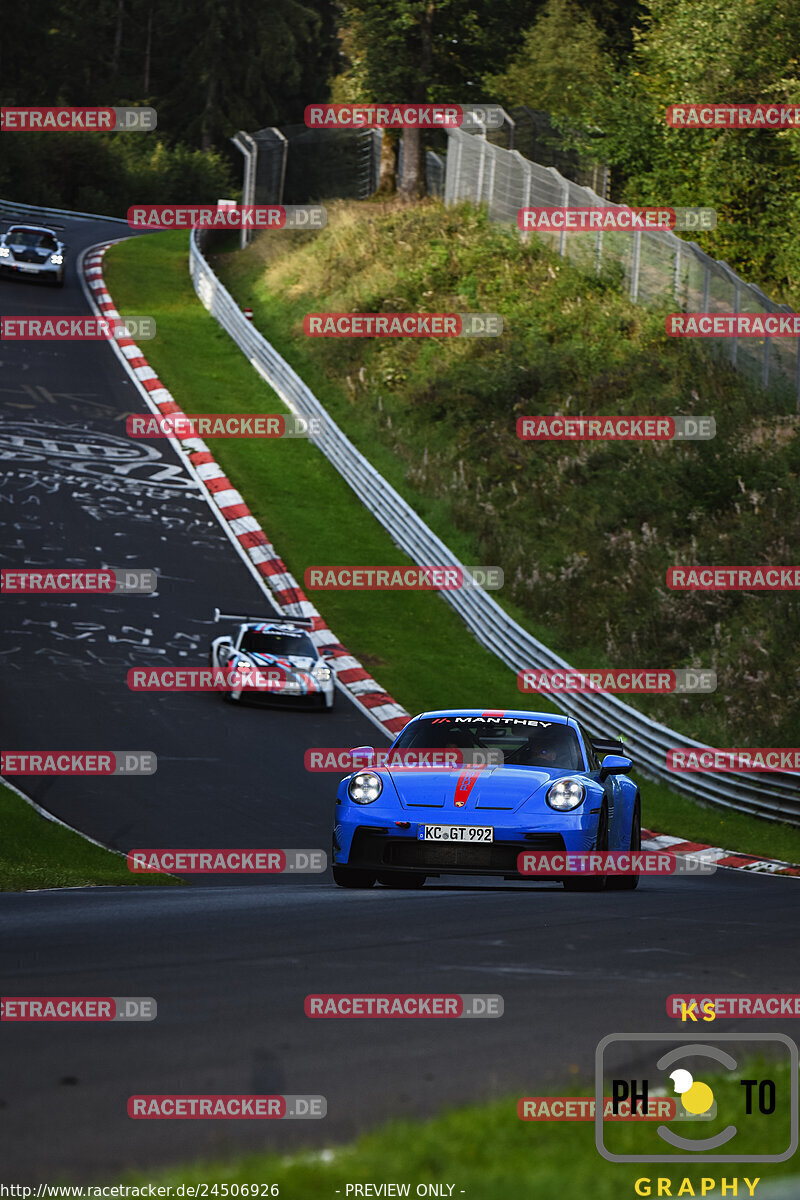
[[607, 800, 641, 891], [332, 866, 376, 888], [563, 805, 609, 892], [52, 273, 64, 288], [377, 872, 426, 889]]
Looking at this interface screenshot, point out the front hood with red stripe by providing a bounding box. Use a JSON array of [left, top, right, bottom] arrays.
[[383, 766, 575, 812]]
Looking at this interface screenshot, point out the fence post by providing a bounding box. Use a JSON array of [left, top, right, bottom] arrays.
[[276, 129, 288, 205], [672, 240, 681, 302], [559, 179, 569, 258], [486, 146, 497, 215], [231, 130, 257, 250], [630, 229, 641, 302], [445, 130, 463, 206], [476, 135, 487, 205], [702, 263, 711, 312], [521, 160, 533, 242], [730, 279, 739, 367]]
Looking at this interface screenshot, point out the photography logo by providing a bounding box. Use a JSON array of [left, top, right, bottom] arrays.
[[595, 1033, 798, 1162]]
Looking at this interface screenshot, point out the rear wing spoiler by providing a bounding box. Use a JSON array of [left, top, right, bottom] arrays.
[[213, 608, 314, 629], [590, 737, 628, 757]]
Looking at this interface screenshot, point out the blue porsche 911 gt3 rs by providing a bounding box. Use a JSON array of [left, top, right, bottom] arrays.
[[332, 709, 641, 891]]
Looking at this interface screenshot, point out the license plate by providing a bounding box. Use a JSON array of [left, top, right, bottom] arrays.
[[418, 825, 493, 842], [17, 265, 38, 273]]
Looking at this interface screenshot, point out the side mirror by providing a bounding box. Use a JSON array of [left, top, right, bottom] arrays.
[[349, 745, 376, 768], [599, 754, 633, 782], [320, 647, 337, 659]]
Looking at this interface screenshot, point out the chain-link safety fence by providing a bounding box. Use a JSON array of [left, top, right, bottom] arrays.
[[444, 124, 800, 409]]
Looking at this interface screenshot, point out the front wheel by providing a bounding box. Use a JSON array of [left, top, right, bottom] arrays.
[[606, 800, 641, 891], [332, 866, 376, 888], [563, 806, 608, 892]]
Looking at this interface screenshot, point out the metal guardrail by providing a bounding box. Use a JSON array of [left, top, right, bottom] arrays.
[[189, 227, 800, 825], [0, 198, 129, 227]]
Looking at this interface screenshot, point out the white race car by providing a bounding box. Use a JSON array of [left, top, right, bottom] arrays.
[[209, 609, 335, 710], [0, 224, 66, 286]]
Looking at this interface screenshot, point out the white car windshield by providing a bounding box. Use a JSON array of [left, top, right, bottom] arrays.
[[8, 229, 58, 250], [239, 629, 316, 657]]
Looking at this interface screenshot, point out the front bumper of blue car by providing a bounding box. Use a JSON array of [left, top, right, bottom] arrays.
[[333, 808, 603, 878]]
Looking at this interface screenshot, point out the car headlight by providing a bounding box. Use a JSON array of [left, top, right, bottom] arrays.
[[546, 779, 585, 811], [0, 247, 10, 257], [312, 664, 331, 682], [49, 253, 63, 265], [348, 771, 383, 804]]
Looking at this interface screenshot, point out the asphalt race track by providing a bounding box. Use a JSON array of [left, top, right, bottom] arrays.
[[0, 212, 378, 852], [1, 215, 799, 1181]]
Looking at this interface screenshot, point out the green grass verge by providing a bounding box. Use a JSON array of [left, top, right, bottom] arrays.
[[102, 231, 800, 865], [210, 202, 800, 754], [0, 780, 179, 891], [118, 1059, 796, 1194]]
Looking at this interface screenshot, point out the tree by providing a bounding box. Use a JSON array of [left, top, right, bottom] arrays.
[[339, 0, 543, 199], [597, 0, 800, 302], [485, 0, 613, 139]]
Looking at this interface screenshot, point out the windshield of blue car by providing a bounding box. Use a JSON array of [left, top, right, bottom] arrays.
[[393, 718, 585, 770], [238, 629, 316, 658], [7, 229, 58, 250]]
